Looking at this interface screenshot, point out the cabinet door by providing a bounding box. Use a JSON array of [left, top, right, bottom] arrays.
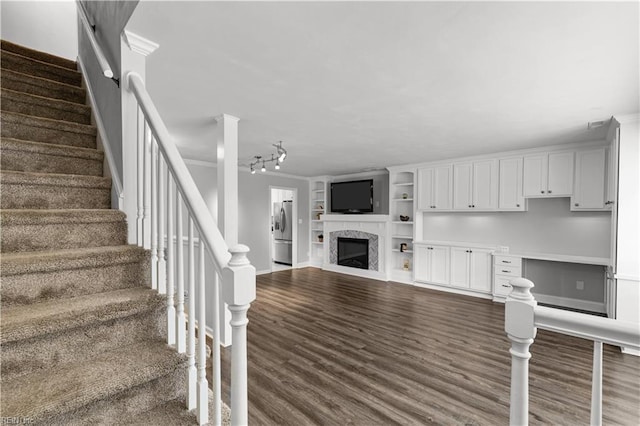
[[547, 151, 574, 196], [494, 275, 514, 297], [573, 148, 606, 210], [453, 163, 472, 210], [469, 249, 492, 292], [413, 245, 430, 282], [450, 248, 470, 288], [417, 168, 433, 210], [473, 159, 498, 210], [606, 139, 618, 206], [429, 245, 450, 285], [433, 165, 453, 210], [499, 157, 525, 210], [523, 154, 547, 197]]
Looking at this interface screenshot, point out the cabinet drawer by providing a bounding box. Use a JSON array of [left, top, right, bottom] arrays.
[[494, 255, 521, 267], [494, 266, 521, 277], [494, 275, 514, 296]]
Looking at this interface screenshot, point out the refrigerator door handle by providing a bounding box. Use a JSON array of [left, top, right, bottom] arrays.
[[280, 207, 286, 233]]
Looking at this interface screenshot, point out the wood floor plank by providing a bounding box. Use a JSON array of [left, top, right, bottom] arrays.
[[213, 268, 640, 425]]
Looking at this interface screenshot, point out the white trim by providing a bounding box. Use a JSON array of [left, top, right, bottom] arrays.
[[614, 274, 640, 282], [330, 169, 389, 180], [621, 347, 640, 356], [77, 55, 124, 208], [413, 281, 493, 300], [613, 113, 640, 124], [534, 293, 606, 314], [322, 263, 388, 282], [123, 30, 159, 57], [296, 261, 311, 269], [256, 269, 272, 276]]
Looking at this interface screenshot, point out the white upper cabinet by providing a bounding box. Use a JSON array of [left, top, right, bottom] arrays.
[[499, 157, 525, 210], [572, 148, 606, 210], [453, 160, 498, 211], [523, 151, 574, 197], [418, 165, 452, 211]]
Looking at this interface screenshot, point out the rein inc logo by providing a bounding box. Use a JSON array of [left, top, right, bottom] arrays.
[[1, 418, 34, 425]]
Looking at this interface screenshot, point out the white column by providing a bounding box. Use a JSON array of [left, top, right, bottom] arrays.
[[222, 245, 257, 426], [505, 277, 537, 426], [120, 30, 158, 243], [215, 113, 240, 347]]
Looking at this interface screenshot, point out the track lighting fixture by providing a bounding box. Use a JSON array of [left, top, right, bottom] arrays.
[[248, 142, 288, 175]]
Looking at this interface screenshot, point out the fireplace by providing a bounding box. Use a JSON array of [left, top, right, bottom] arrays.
[[337, 237, 369, 270]]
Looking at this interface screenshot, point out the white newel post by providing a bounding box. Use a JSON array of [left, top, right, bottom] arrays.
[[120, 30, 159, 243], [222, 245, 257, 426], [505, 277, 537, 426], [215, 114, 240, 347]]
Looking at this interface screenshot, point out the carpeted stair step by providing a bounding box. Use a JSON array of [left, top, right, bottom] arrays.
[[0, 138, 103, 176], [1, 49, 82, 86], [1, 40, 77, 70], [2, 88, 92, 124], [1, 245, 150, 308], [1, 111, 97, 148], [1, 209, 126, 252], [1, 288, 166, 380], [0, 171, 111, 209], [1, 68, 86, 104], [0, 340, 188, 424], [121, 390, 232, 425]]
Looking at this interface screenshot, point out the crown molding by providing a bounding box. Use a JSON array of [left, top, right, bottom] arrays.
[[214, 114, 240, 123], [614, 113, 640, 124], [122, 30, 159, 57]]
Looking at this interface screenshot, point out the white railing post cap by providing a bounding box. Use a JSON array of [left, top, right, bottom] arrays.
[[505, 278, 537, 340], [228, 244, 251, 266]]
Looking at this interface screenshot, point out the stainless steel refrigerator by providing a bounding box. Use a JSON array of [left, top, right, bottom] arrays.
[[273, 200, 293, 265]]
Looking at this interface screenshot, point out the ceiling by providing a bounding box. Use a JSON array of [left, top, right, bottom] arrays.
[[127, 1, 639, 177]]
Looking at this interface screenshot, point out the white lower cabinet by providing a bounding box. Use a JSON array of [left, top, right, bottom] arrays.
[[414, 244, 450, 285], [450, 247, 493, 292], [492, 255, 523, 299]]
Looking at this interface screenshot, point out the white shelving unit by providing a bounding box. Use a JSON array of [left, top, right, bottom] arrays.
[[309, 177, 328, 266], [387, 168, 416, 283]]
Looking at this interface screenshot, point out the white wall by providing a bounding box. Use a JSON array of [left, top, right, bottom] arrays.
[[1, 1, 78, 60], [421, 198, 611, 258]]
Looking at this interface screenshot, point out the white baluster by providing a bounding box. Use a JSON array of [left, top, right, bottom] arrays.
[[175, 193, 186, 353], [212, 273, 221, 425], [197, 237, 209, 425], [142, 121, 151, 250], [149, 139, 158, 289], [222, 245, 257, 426], [157, 151, 167, 294], [187, 218, 197, 410], [166, 174, 176, 346], [136, 107, 144, 246], [591, 340, 603, 426], [505, 278, 537, 426]]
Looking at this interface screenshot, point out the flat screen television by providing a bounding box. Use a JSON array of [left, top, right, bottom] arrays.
[[331, 179, 374, 213]]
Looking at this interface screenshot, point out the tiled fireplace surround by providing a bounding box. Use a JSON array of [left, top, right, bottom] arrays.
[[322, 215, 388, 280]]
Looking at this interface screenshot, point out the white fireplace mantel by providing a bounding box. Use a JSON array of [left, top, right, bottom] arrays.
[[321, 214, 389, 281], [321, 214, 389, 223]]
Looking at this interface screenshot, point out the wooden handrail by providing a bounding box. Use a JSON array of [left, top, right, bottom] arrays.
[[76, 1, 117, 84]]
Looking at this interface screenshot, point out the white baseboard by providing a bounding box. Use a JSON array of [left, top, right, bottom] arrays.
[[256, 269, 272, 276], [413, 281, 493, 300], [534, 293, 606, 314], [621, 346, 640, 356], [322, 263, 387, 282], [296, 261, 311, 269]]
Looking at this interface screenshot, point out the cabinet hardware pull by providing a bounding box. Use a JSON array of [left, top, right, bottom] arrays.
[[501, 270, 510, 273], [501, 284, 511, 288], [541, 190, 544, 194], [548, 190, 552, 193], [516, 204, 520, 207], [468, 205, 471, 208], [472, 205, 475, 208], [575, 203, 579, 206], [502, 261, 511, 264]]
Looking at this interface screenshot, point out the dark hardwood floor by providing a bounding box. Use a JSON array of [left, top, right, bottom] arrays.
[[213, 268, 640, 425]]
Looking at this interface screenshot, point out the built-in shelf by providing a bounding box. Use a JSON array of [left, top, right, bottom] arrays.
[[393, 182, 414, 186], [311, 220, 322, 223], [312, 199, 324, 203], [392, 249, 414, 253], [312, 209, 324, 212], [393, 198, 414, 201], [392, 221, 414, 225], [391, 235, 413, 239], [312, 189, 325, 192], [312, 241, 324, 245]]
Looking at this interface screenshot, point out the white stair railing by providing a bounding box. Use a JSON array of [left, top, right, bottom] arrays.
[[127, 71, 256, 426], [505, 278, 640, 426]]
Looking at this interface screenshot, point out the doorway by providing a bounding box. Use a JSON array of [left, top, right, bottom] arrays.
[[269, 186, 298, 272]]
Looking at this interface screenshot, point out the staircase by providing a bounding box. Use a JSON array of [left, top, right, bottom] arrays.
[[0, 40, 224, 424]]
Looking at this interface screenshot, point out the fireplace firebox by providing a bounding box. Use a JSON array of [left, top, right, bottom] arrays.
[[337, 237, 369, 270]]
